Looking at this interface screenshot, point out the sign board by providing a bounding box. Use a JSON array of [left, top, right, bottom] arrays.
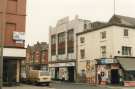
[[99, 58, 115, 64], [124, 81, 135, 87], [50, 62, 75, 67], [13, 31, 25, 41]]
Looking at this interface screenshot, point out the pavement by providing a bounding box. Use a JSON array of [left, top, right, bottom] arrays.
[[2, 81, 135, 89]]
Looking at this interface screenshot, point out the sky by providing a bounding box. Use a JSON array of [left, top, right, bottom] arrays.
[[25, 0, 135, 45]]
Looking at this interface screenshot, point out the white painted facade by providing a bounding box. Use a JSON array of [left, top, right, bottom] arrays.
[[49, 16, 91, 81], [77, 25, 135, 79]]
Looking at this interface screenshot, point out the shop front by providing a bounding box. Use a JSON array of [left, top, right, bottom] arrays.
[[49, 62, 75, 82], [116, 57, 135, 86], [96, 58, 120, 85], [3, 48, 26, 86]]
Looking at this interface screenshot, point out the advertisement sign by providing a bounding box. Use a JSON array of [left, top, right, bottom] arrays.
[[99, 58, 115, 64], [13, 31, 25, 41], [50, 62, 75, 67]]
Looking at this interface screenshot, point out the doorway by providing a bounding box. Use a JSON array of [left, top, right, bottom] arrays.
[[3, 59, 17, 85], [68, 67, 74, 82], [55, 67, 59, 80], [111, 69, 119, 84]]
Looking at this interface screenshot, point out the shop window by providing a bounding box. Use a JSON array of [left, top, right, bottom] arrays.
[[125, 71, 135, 81], [122, 46, 132, 56], [80, 49, 85, 59], [101, 46, 106, 58]]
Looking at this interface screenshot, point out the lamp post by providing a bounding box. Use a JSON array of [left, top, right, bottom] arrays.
[[0, 0, 7, 89]]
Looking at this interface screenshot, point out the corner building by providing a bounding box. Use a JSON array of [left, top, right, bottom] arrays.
[[0, 0, 26, 85], [49, 16, 91, 82]]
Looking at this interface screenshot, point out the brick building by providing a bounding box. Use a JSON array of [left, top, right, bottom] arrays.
[[0, 0, 26, 85], [21, 42, 48, 79]]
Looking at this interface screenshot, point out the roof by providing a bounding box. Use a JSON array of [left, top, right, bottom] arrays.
[[77, 14, 135, 36], [109, 15, 135, 26], [117, 57, 135, 71]]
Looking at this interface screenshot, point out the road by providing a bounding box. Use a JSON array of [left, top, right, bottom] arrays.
[[2, 82, 135, 89]]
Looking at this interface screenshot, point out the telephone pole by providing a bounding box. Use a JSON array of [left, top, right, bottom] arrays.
[[0, 0, 7, 89], [114, 0, 116, 15]]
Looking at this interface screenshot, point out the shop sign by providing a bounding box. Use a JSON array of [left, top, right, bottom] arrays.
[[13, 31, 25, 41], [124, 81, 135, 87], [66, 62, 75, 66], [100, 59, 114, 64], [50, 62, 75, 67]]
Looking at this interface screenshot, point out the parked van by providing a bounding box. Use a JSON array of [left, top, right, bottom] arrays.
[[27, 70, 51, 86]]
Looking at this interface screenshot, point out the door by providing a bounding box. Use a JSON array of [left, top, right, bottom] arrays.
[[3, 59, 17, 85], [55, 67, 59, 80], [111, 69, 119, 84], [68, 67, 74, 82]]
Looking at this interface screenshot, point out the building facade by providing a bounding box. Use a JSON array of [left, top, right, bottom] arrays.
[[21, 42, 48, 80], [77, 15, 135, 85], [49, 16, 91, 82], [0, 0, 26, 85]]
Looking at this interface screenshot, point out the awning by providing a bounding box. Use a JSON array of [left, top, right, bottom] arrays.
[[117, 57, 135, 71]]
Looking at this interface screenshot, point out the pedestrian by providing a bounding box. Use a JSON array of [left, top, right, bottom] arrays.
[[98, 74, 101, 84], [62, 73, 65, 81]]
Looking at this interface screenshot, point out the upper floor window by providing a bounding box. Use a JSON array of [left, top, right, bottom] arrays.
[[84, 24, 87, 29], [124, 29, 128, 37], [100, 31, 106, 39], [58, 32, 65, 43], [80, 49, 85, 59], [80, 37, 85, 43], [122, 46, 132, 56], [67, 29, 74, 41], [51, 35, 56, 45], [101, 46, 106, 58], [7, 0, 17, 14]]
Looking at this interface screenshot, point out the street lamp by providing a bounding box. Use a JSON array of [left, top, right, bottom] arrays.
[[0, 0, 7, 89]]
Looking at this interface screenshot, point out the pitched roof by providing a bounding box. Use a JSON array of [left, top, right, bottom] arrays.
[[109, 15, 135, 26], [77, 14, 135, 35]]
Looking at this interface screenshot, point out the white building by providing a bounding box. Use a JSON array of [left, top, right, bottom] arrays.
[[49, 16, 91, 81], [77, 15, 135, 85]]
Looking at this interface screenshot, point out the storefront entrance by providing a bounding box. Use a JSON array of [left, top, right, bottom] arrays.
[[55, 67, 59, 80], [111, 69, 119, 84], [3, 59, 17, 85], [68, 67, 74, 82]]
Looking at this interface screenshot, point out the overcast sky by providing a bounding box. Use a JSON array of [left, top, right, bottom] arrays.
[[25, 0, 135, 45]]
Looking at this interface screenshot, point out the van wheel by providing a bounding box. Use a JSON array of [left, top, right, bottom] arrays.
[[46, 83, 50, 86]]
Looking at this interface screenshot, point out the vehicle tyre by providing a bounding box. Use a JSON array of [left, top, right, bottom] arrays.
[[46, 83, 50, 86]]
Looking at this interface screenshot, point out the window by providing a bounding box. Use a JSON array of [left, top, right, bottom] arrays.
[[67, 29, 74, 53], [58, 32, 65, 54], [100, 31, 106, 39], [58, 32, 65, 43], [84, 24, 87, 29], [101, 46, 106, 58], [124, 29, 128, 36], [51, 35, 56, 55], [80, 49, 85, 59], [51, 35, 56, 45], [80, 37, 85, 43], [67, 29, 74, 41], [122, 46, 132, 56], [7, 0, 17, 14]]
